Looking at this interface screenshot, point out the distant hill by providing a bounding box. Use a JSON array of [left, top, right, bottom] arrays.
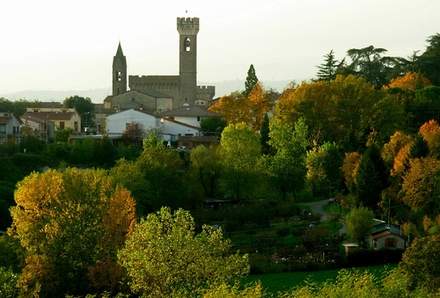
[[0, 88, 111, 104], [0, 80, 296, 104]]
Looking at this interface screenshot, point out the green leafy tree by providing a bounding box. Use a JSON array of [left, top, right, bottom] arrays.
[[200, 116, 227, 136], [9, 168, 137, 297], [190, 145, 222, 198], [219, 123, 262, 200], [0, 98, 32, 117], [69, 136, 95, 165], [400, 234, 440, 292], [243, 64, 259, 98], [112, 135, 185, 215], [63, 95, 94, 130], [93, 135, 117, 168], [110, 158, 151, 216], [260, 114, 272, 154], [266, 117, 309, 200], [306, 142, 342, 196], [345, 206, 374, 248], [118, 207, 249, 297], [54, 128, 74, 144]]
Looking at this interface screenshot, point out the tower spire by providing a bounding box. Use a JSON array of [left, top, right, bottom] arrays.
[[112, 42, 127, 96]]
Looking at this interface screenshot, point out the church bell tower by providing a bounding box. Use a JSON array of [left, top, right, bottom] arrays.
[[112, 42, 127, 96], [177, 17, 199, 106]]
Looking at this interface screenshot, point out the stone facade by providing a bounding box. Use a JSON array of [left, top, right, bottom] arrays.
[[107, 17, 215, 113]]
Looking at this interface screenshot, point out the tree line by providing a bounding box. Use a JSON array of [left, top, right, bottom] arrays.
[[0, 33, 440, 296]]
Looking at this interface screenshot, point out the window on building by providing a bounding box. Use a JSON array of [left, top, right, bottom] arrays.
[[60, 122, 65, 130], [74, 121, 78, 132], [385, 238, 396, 248], [197, 116, 201, 121], [185, 37, 191, 52]]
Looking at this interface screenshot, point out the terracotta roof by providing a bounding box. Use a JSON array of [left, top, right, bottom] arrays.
[[159, 105, 222, 117], [371, 230, 392, 240], [26, 102, 63, 109]]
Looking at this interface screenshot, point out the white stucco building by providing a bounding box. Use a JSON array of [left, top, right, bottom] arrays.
[[105, 108, 203, 142]]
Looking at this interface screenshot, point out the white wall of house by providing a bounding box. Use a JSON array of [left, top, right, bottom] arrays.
[[171, 115, 201, 127], [162, 119, 200, 138], [106, 109, 161, 134], [372, 234, 406, 250], [105, 109, 203, 143]]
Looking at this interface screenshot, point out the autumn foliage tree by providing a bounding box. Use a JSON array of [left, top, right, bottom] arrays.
[[9, 168, 136, 297], [419, 119, 440, 158], [247, 82, 272, 131], [208, 94, 251, 126], [122, 121, 146, 143]]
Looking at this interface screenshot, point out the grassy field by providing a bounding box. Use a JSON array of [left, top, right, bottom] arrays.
[[242, 264, 397, 294]]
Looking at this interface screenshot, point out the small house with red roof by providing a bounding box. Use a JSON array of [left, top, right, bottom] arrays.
[[370, 222, 407, 250]]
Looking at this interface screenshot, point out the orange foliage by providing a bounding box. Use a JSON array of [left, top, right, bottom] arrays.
[[247, 82, 272, 131], [420, 120, 440, 157], [387, 72, 431, 92], [208, 95, 251, 125], [88, 186, 137, 292], [391, 144, 412, 177]]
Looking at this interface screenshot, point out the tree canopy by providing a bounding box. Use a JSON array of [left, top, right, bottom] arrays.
[[10, 168, 136, 297], [118, 207, 249, 297]]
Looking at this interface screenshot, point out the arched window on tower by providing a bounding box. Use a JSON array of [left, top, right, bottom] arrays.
[[117, 71, 122, 81], [184, 37, 191, 52]]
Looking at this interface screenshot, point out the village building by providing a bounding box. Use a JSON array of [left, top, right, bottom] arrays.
[[0, 112, 22, 145], [103, 17, 215, 116], [370, 221, 407, 250], [21, 107, 81, 142]]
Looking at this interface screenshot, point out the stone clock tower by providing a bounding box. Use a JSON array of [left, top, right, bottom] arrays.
[[177, 17, 199, 106]]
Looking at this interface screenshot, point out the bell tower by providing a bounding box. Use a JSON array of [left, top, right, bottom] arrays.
[[112, 42, 127, 96], [177, 17, 199, 106]]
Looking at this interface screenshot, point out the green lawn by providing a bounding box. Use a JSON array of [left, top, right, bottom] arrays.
[[242, 264, 397, 294]]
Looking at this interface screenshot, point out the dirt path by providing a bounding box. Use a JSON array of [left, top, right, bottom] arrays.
[[300, 199, 330, 221], [300, 199, 346, 234]]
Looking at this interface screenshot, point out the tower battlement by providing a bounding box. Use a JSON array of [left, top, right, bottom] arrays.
[[177, 17, 199, 35]]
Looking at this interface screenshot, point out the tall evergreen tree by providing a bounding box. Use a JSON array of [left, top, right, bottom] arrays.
[[419, 33, 440, 86], [259, 114, 271, 155], [316, 50, 339, 82], [243, 64, 259, 98], [354, 146, 389, 210]]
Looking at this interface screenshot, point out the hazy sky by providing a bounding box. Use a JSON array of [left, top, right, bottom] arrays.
[[1, 0, 439, 98]]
